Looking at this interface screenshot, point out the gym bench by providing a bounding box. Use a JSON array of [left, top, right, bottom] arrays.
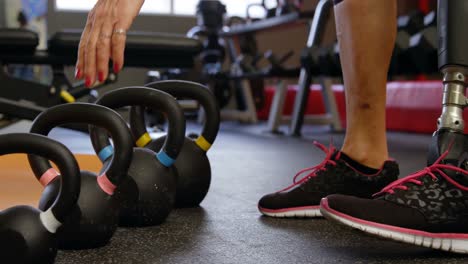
[[0, 28, 201, 122]]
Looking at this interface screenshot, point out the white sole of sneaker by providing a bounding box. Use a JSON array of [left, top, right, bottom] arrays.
[[258, 205, 322, 218], [320, 198, 468, 254]]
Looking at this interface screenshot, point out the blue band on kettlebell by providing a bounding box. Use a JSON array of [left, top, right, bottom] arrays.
[[156, 151, 175, 167], [98, 145, 114, 162]]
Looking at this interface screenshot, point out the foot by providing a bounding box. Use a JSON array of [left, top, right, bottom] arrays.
[[258, 141, 399, 218], [320, 150, 468, 254]]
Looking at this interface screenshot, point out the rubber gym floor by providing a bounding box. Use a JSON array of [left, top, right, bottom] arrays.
[[1, 120, 467, 264]]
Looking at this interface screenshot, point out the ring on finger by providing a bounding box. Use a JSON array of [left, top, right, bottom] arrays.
[[113, 28, 127, 36]]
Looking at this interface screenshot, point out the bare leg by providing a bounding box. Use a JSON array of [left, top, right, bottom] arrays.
[[335, 0, 397, 168], [257, 0, 400, 219]]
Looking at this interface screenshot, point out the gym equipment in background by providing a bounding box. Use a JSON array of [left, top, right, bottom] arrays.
[[407, 10, 437, 74], [391, 10, 437, 75], [187, 0, 227, 75], [183, 0, 312, 124], [187, 0, 237, 110], [0, 29, 115, 116], [247, 0, 303, 20], [89, 87, 186, 227], [0, 29, 201, 128], [390, 10, 425, 75], [28, 103, 134, 249], [280, 0, 341, 135], [315, 43, 341, 77], [129, 80, 220, 208], [0, 133, 80, 264], [312, 10, 437, 78]]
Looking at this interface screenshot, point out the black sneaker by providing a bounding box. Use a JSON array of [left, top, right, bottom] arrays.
[[258, 141, 399, 218], [320, 149, 468, 254]]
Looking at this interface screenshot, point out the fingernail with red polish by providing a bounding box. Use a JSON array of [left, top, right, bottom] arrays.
[[75, 68, 82, 79], [113, 63, 120, 73], [85, 76, 92, 87], [98, 72, 105, 82]]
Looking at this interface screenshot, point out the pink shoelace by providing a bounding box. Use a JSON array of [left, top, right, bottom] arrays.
[[375, 150, 468, 196], [278, 141, 338, 193]]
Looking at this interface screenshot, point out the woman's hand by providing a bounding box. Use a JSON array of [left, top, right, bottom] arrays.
[[75, 0, 145, 87]]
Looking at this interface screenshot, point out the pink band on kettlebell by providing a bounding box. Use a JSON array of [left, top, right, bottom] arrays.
[[97, 174, 116, 195], [39, 168, 60, 186]]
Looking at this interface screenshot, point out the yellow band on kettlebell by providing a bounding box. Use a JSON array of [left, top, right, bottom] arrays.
[[195, 136, 211, 152], [60, 90, 76, 103], [136, 132, 152, 147]]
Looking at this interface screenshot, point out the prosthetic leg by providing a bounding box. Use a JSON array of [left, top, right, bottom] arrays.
[[427, 0, 468, 169]]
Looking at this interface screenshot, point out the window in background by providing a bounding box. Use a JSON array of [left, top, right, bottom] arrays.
[[55, 0, 171, 14], [139, 0, 171, 14], [55, 0, 267, 17], [55, 0, 96, 11], [225, 0, 261, 17], [173, 0, 199, 16]]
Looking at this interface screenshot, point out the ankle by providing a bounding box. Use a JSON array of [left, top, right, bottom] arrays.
[[340, 147, 389, 169]]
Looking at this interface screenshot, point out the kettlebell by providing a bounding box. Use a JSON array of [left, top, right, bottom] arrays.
[[89, 86, 186, 226], [28, 103, 133, 249], [129, 80, 220, 207], [0, 133, 80, 264]]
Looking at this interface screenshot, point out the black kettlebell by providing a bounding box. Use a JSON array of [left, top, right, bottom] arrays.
[[89, 86, 186, 226], [28, 103, 133, 249], [0, 133, 80, 264], [129, 80, 220, 207]]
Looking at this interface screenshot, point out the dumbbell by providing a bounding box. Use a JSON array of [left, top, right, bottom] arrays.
[[397, 10, 425, 35], [212, 77, 233, 109], [264, 49, 294, 71], [242, 50, 294, 109], [316, 43, 341, 76], [229, 52, 265, 109], [406, 11, 437, 74], [299, 44, 339, 77], [390, 10, 426, 75], [234, 54, 262, 74], [239, 33, 259, 57], [299, 46, 321, 74], [200, 35, 226, 74]]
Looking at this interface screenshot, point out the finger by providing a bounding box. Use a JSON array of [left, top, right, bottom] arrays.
[[96, 21, 113, 83], [111, 24, 128, 73], [75, 11, 95, 80], [84, 9, 106, 87]]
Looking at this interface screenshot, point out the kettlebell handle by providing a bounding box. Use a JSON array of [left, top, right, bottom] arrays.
[[28, 103, 133, 192], [129, 80, 220, 152], [0, 133, 80, 225], [89, 87, 186, 166]]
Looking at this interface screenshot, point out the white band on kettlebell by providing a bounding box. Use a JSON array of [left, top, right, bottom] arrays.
[[40, 208, 62, 233]]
